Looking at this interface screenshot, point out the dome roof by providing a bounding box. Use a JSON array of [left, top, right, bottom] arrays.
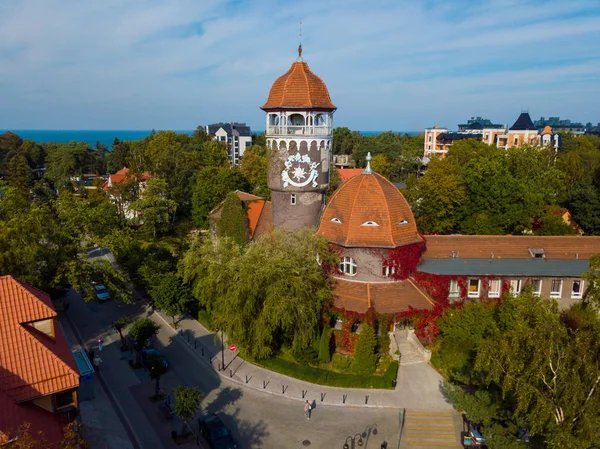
[[316, 171, 422, 248], [261, 61, 336, 111]]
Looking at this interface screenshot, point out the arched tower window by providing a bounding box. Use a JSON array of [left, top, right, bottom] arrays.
[[269, 114, 279, 126], [288, 113, 304, 126], [339, 257, 357, 276]]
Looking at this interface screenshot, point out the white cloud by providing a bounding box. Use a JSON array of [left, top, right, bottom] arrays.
[[0, 0, 599, 130]]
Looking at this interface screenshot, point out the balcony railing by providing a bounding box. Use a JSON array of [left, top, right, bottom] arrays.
[[266, 125, 331, 137]]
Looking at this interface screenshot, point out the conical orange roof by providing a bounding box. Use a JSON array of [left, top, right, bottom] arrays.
[[316, 171, 422, 248], [541, 125, 553, 135], [261, 61, 336, 111]]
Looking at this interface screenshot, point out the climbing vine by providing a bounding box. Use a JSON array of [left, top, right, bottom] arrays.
[[381, 242, 426, 280]]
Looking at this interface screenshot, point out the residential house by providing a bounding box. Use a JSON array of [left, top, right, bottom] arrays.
[[102, 167, 151, 221], [204, 123, 253, 166], [0, 275, 80, 446]]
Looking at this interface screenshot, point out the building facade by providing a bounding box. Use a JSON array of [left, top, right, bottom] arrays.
[[204, 122, 253, 166], [424, 112, 560, 160], [261, 47, 336, 230]]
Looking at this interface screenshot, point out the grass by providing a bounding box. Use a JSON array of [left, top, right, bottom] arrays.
[[197, 309, 213, 331], [256, 357, 399, 389]]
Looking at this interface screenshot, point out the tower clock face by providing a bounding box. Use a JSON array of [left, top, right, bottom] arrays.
[[281, 151, 320, 188]]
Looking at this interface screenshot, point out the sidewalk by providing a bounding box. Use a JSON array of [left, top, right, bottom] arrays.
[[150, 308, 452, 411]]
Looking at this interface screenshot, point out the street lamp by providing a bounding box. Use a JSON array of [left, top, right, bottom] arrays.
[[342, 433, 363, 449]]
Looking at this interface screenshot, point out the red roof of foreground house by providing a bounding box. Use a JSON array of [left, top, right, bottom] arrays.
[[317, 171, 422, 248], [337, 168, 363, 183], [332, 278, 433, 313], [261, 60, 336, 111], [102, 167, 151, 191], [0, 276, 79, 445]]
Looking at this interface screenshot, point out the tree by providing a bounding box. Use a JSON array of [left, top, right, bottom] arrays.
[[106, 138, 130, 173], [181, 228, 336, 359], [60, 422, 88, 449], [7, 153, 31, 193], [113, 316, 131, 348], [239, 145, 269, 197], [129, 177, 177, 236], [582, 253, 600, 307], [332, 127, 361, 155], [567, 182, 600, 235], [191, 167, 251, 227], [370, 154, 391, 179], [200, 140, 229, 168], [151, 273, 194, 325], [128, 318, 160, 349], [215, 192, 249, 246], [148, 354, 168, 400], [45, 142, 96, 189], [318, 326, 331, 363], [352, 324, 377, 375], [174, 386, 202, 435]]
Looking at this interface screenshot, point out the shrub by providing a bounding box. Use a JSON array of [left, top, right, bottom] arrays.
[[318, 326, 331, 363], [353, 324, 378, 375], [291, 347, 318, 365], [332, 353, 352, 371]]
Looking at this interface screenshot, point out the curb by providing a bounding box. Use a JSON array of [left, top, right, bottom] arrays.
[[152, 310, 430, 410]]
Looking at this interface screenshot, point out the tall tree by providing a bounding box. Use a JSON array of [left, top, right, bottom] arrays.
[[128, 318, 160, 349], [370, 154, 391, 179], [353, 324, 378, 375], [174, 386, 202, 435], [215, 192, 249, 246], [129, 177, 177, 236], [150, 273, 193, 324]]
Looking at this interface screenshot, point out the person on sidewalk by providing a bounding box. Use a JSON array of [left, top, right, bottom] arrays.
[[93, 355, 103, 372], [304, 400, 311, 420]]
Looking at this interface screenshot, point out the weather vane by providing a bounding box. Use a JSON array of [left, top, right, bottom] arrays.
[[298, 20, 303, 60]]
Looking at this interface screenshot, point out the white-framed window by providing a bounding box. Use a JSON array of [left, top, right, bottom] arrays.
[[550, 280, 562, 298], [531, 279, 542, 296], [510, 279, 521, 296], [361, 221, 379, 227], [468, 279, 480, 298], [330, 217, 342, 224], [572, 279, 584, 299], [513, 136, 519, 145], [382, 265, 396, 277], [488, 279, 501, 298], [290, 194, 296, 205], [428, 135, 432, 142], [449, 280, 459, 298], [339, 257, 357, 276]]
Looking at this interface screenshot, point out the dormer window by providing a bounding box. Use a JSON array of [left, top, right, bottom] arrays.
[[330, 217, 342, 224], [398, 219, 409, 225], [361, 221, 379, 227], [529, 248, 545, 259], [27, 318, 55, 339]]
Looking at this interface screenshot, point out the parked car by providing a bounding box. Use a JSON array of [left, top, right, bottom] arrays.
[[94, 285, 110, 301], [467, 420, 486, 446], [141, 348, 168, 370], [198, 414, 237, 449]]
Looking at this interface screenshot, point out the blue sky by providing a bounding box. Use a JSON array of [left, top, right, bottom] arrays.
[[1, 0, 599, 131]]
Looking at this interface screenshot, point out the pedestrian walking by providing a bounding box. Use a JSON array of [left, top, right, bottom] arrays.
[[93, 355, 103, 372], [304, 400, 311, 420], [97, 338, 104, 351]]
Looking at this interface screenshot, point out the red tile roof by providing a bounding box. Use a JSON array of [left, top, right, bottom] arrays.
[[0, 275, 79, 444], [332, 278, 434, 313], [423, 235, 600, 260], [253, 201, 273, 240], [261, 61, 336, 110], [337, 168, 363, 183], [103, 167, 151, 191], [317, 172, 422, 248]]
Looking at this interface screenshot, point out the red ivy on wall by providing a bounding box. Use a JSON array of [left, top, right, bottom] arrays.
[[382, 242, 426, 280]]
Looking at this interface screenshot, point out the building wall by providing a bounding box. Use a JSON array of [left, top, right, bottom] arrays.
[[270, 191, 323, 230], [336, 247, 391, 283]]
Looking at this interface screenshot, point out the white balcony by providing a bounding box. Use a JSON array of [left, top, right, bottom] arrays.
[[266, 125, 331, 137]]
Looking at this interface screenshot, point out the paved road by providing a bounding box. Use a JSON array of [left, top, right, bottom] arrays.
[[64, 290, 405, 449]]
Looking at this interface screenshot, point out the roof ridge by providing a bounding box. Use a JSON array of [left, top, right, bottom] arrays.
[[373, 174, 394, 247], [407, 278, 435, 306], [300, 62, 312, 107], [346, 175, 367, 246]]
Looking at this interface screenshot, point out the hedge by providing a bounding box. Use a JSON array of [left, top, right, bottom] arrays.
[[256, 358, 399, 389]]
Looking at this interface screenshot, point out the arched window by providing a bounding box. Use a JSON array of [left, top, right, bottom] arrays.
[[269, 114, 279, 126], [315, 114, 326, 126], [339, 257, 357, 276], [288, 114, 304, 126], [361, 221, 379, 227], [330, 217, 342, 224]]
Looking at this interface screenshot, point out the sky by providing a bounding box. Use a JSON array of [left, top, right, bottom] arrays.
[[1, 0, 599, 132]]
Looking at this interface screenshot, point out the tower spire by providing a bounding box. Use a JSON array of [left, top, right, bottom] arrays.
[[362, 152, 373, 174], [297, 21, 303, 61]]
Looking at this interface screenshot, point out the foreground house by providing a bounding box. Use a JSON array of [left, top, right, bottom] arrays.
[[0, 275, 79, 446], [102, 167, 151, 220]]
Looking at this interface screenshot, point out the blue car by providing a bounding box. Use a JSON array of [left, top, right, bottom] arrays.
[[94, 285, 110, 301], [198, 414, 237, 449], [141, 348, 168, 370]]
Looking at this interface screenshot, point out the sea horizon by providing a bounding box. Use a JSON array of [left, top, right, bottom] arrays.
[[1, 129, 420, 149]]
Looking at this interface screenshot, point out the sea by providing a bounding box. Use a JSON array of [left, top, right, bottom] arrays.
[[0, 129, 415, 149]]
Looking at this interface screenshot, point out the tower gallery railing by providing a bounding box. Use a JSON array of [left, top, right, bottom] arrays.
[[266, 125, 331, 136]]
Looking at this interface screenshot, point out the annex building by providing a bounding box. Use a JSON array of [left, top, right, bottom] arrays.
[[218, 48, 600, 320]]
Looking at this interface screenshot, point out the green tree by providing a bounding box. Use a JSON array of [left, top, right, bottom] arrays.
[[151, 273, 193, 324], [128, 317, 160, 349], [370, 154, 391, 179], [332, 127, 361, 155], [200, 140, 229, 168], [113, 316, 131, 348], [181, 229, 336, 359], [106, 138, 131, 173], [7, 153, 31, 193], [45, 141, 96, 189], [174, 386, 202, 435], [353, 324, 377, 375], [215, 192, 249, 246], [129, 177, 177, 236], [318, 325, 331, 363], [148, 353, 168, 400], [567, 182, 600, 235], [240, 145, 269, 197], [534, 207, 577, 236], [191, 167, 251, 227]]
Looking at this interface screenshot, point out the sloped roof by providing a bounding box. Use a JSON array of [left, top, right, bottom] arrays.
[[261, 61, 336, 111], [0, 276, 79, 404], [316, 172, 422, 248], [337, 168, 363, 183], [103, 167, 151, 191], [423, 235, 600, 260], [332, 278, 434, 313], [253, 201, 273, 240], [418, 258, 590, 277], [509, 112, 537, 131], [541, 125, 553, 135]]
